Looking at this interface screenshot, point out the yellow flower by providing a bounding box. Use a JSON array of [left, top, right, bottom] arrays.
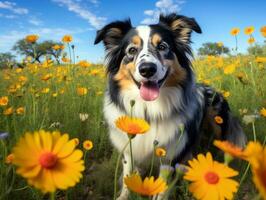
[[77, 60, 92, 68], [12, 130, 85, 193], [230, 28, 240, 36], [244, 26, 255, 35], [248, 37, 255, 44], [222, 91, 230, 98], [52, 45, 61, 51], [16, 107, 25, 115], [62, 35, 73, 43], [217, 42, 223, 47], [73, 138, 79, 146], [214, 116, 223, 124], [62, 57, 70, 63], [83, 140, 93, 150], [0, 96, 9, 106], [260, 107, 266, 117], [41, 88, 50, 94], [3, 107, 13, 115], [124, 173, 167, 196], [41, 73, 53, 81], [224, 64, 236, 74], [52, 93, 58, 97], [25, 34, 39, 43], [60, 45, 65, 50], [5, 153, 14, 164], [255, 57, 266, 63], [77, 87, 88, 96], [184, 152, 239, 200], [155, 147, 166, 157], [214, 140, 244, 159], [115, 116, 150, 135], [260, 26, 266, 37]]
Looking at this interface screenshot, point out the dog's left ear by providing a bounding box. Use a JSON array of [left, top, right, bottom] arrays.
[[159, 13, 202, 43], [94, 19, 132, 50]]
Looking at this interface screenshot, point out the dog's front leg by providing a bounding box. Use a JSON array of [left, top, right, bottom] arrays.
[[117, 153, 132, 200]]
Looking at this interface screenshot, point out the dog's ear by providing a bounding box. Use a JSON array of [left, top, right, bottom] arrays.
[[94, 19, 132, 50], [159, 13, 201, 43]]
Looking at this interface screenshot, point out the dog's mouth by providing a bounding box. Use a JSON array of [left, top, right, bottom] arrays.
[[129, 68, 169, 101]]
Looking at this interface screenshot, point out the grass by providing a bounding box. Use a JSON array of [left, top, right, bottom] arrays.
[[0, 54, 265, 200]]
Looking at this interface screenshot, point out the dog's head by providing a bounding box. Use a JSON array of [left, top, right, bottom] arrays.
[[95, 13, 201, 102]]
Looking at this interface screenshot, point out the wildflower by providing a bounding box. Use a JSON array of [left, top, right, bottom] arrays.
[[230, 28, 240, 36], [60, 45, 65, 50], [83, 140, 93, 150], [77, 87, 88, 96], [12, 130, 85, 193], [41, 73, 53, 81], [41, 88, 50, 94], [214, 140, 244, 158], [184, 152, 239, 200], [214, 116, 223, 124], [16, 107, 25, 115], [25, 34, 39, 43], [77, 60, 91, 68], [79, 113, 89, 122], [62, 57, 70, 63], [124, 173, 167, 196], [224, 64, 236, 74], [244, 26, 255, 35], [248, 37, 255, 44], [222, 91, 230, 98], [0, 96, 9, 106], [260, 107, 266, 117], [115, 116, 150, 135], [52, 45, 61, 51], [5, 153, 14, 164], [52, 93, 58, 97], [62, 35, 73, 43], [260, 26, 266, 37], [3, 107, 13, 115], [217, 42, 223, 47], [156, 147, 166, 157], [255, 57, 266, 63]]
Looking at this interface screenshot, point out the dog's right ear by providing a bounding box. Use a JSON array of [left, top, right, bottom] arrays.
[[94, 19, 132, 50]]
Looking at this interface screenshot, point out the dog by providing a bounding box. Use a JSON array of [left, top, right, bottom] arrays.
[[94, 13, 246, 199]]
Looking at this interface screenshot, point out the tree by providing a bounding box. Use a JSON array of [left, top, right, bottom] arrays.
[[247, 43, 266, 56], [12, 40, 63, 63], [0, 52, 16, 69], [198, 42, 230, 56]]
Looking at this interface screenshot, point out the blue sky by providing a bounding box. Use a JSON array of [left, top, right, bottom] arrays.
[[0, 0, 265, 63]]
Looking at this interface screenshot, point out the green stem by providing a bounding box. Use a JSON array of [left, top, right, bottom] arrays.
[[67, 43, 72, 65], [149, 146, 155, 177], [252, 122, 257, 142], [113, 140, 130, 200], [239, 163, 250, 187], [129, 136, 134, 173], [50, 192, 55, 200], [235, 36, 238, 52]]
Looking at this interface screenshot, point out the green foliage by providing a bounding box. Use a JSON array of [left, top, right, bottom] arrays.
[[247, 42, 266, 56], [0, 52, 15, 69], [198, 42, 230, 56]]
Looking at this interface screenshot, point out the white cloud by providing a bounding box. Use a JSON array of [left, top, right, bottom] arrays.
[[141, 0, 185, 24], [0, 1, 28, 14], [52, 0, 106, 29], [28, 17, 43, 26]]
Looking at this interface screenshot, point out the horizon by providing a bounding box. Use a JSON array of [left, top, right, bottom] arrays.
[[0, 0, 266, 63]]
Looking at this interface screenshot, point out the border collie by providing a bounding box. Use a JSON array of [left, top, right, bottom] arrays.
[[94, 13, 246, 199]]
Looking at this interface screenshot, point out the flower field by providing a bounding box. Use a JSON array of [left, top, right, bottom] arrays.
[[0, 28, 266, 200]]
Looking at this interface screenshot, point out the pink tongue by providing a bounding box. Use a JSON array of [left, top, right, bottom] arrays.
[[140, 82, 160, 101]]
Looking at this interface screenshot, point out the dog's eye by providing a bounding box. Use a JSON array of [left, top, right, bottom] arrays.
[[157, 43, 168, 51], [128, 47, 137, 55]]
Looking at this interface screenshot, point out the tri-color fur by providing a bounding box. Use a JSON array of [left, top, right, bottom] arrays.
[[94, 13, 246, 200]]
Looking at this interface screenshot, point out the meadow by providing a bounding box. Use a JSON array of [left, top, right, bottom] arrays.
[[0, 28, 266, 200]]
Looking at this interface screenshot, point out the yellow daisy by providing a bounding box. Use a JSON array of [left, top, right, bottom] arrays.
[[0, 96, 9, 106], [244, 26, 255, 35], [12, 130, 85, 193], [214, 116, 223, 124], [260, 107, 266, 117], [260, 26, 266, 37], [184, 152, 239, 200], [25, 34, 39, 43], [62, 35, 73, 43], [115, 116, 150, 135], [230, 28, 240, 36], [83, 140, 93, 150], [124, 173, 168, 196], [155, 147, 166, 157]]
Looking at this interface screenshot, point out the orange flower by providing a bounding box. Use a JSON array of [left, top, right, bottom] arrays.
[[5, 153, 14, 164], [16, 107, 25, 115], [0, 96, 9, 106], [41, 73, 53, 81], [214, 116, 223, 124], [155, 147, 166, 157], [260, 26, 266, 37], [3, 107, 13, 115], [260, 107, 266, 117], [230, 28, 240, 36], [62, 57, 70, 63], [62, 35, 73, 43], [244, 26, 255, 35], [248, 37, 255, 44], [77, 87, 88, 96], [52, 45, 61, 51], [25, 34, 39, 43], [83, 140, 93, 150], [115, 116, 150, 135], [214, 140, 244, 158]]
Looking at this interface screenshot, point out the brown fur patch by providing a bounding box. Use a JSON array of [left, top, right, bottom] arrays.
[[114, 62, 136, 90], [151, 34, 162, 47], [132, 35, 141, 47], [164, 55, 187, 87]]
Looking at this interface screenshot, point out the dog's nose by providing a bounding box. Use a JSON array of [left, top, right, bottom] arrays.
[[139, 63, 157, 78]]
